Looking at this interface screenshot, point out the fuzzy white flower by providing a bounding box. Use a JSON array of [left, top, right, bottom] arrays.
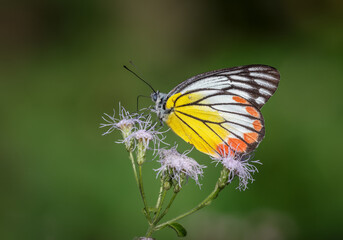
[[100, 104, 141, 136], [212, 146, 261, 191], [155, 146, 206, 187], [124, 115, 167, 153]]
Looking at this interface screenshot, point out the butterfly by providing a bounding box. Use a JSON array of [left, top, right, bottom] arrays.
[[151, 65, 280, 158]]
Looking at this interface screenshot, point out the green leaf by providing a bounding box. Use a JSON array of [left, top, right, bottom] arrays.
[[167, 222, 187, 237]]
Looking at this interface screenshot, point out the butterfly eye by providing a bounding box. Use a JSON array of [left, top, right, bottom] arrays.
[[151, 93, 158, 102]]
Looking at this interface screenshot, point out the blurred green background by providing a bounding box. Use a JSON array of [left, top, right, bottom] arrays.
[[1, 0, 343, 239]]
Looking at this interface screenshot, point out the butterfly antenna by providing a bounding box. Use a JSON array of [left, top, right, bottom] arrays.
[[123, 65, 156, 93]]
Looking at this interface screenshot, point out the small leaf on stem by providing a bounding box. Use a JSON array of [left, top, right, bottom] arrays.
[[167, 222, 187, 237]]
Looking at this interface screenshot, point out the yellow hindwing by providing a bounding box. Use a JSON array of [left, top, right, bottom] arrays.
[[165, 92, 230, 157]]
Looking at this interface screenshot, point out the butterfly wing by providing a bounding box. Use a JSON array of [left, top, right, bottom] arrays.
[[164, 65, 279, 157], [165, 90, 265, 157], [167, 64, 280, 109]]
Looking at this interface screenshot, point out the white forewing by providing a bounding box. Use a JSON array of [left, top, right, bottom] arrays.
[[198, 94, 238, 105], [168, 65, 280, 109], [256, 96, 266, 105], [229, 75, 250, 81], [178, 76, 230, 93]]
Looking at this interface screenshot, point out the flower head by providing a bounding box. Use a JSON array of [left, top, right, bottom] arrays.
[[100, 104, 144, 151], [100, 104, 140, 136], [155, 146, 206, 188], [125, 115, 166, 153], [212, 146, 261, 191]]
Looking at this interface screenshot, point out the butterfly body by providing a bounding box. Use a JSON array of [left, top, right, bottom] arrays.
[[152, 91, 170, 121], [151, 65, 280, 158]]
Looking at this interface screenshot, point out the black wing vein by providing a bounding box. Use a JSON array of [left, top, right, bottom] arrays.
[[173, 111, 220, 155]]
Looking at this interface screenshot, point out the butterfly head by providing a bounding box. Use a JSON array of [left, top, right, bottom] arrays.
[[151, 91, 159, 102], [151, 91, 169, 121]]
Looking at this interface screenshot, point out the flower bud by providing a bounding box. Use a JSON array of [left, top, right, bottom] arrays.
[[137, 139, 146, 165], [218, 168, 229, 189], [163, 181, 171, 191]]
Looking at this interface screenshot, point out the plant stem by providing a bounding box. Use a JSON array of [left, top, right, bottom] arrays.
[[146, 190, 175, 237], [155, 183, 222, 231], [146, 178, 170, 237], [129, 151, 138, 185], [129, 152, 151, 222], [145, 183, 222, 237], [153, 178, 166, 221], [154, 192, 178, 224], [154, 179, 164, 212], [154, 168, 229, 232], [154, 189, 167, 221], [138, 165, 151, 223]]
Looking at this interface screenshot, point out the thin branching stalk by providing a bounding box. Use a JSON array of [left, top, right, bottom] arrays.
[[155, 185, 221, 232], [152, 168, 229, 233], [146, 178, 168, 236], [154, 179, 164, 214], [153, 178, 167, 221], [129, 152, 139, 186], [145, 188, 167, 236], [129, 151, 151, 222], [138, 165, 152, 223], [153, 189, 167, 221], [154, 192, 178, 224]]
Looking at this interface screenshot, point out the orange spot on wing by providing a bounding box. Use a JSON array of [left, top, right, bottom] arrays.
[[217, 144, 234, 157], [228, 138, 247, 153], [233, 96, 248, 104], [217, 138, 248, 156], [244, 132, 258, 144], [246, 106, 260, 118], [253, 120, 262, 131]]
